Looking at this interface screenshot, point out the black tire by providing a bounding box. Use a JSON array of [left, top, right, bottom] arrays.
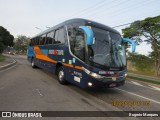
[[31, 58, 36, 68], [57, 66, 67, 85]]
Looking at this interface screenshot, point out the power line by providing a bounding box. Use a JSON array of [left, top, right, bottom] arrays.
[[72, 0, 119, 18], [53, 0, 107, 23], [113, 11, 160, 29], [112, 10, 160, 28], [107, 0, 155, 21], [95, 0, 149, 20], [35, 27, 43, 31], [85, 0, 128, 18], [112, 23, 132, 28], [50, 0, 159, 32], [68, 0, 107, 18]]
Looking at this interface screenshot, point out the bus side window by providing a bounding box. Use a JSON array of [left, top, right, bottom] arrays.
[[39, 37, 42, 45], [35, 37, 39, 45], [34, 38, 36, 45], [55, 28, 65, 44], [32, 39, 35, 46], [68, 27, 85, 61], [41, 34, 46, 45], [46, 31, 54, 44]]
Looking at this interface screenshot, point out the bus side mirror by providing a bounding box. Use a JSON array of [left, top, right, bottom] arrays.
[[122, 38, 136, 52], [79, 26, 94, 45]]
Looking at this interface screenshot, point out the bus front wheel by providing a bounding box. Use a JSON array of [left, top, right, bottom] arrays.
[[57, 66, 67, 85]]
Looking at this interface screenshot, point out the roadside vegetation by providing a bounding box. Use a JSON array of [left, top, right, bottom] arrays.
[[0, 54, 5, 62], [127, 52, 155, 76], [13, 35, 30, 54], [127, 52, 160, 85], [4, 35, 29, 55], [122, 15, 160, 76], [0, 26, 14, 54]]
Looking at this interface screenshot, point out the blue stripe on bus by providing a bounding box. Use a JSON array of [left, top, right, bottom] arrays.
[[41, 49, 48, 56]]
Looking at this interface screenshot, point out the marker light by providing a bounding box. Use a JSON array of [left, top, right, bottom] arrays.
[[88, 82, 93, 86]]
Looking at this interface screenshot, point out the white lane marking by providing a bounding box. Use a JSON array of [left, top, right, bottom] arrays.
[[131, 81, 144, 86], [0, 59, 16, 68], [149, 85, 160, 91], [35, 89, 43, 96], [116, 88, 160, 105], [127, 80, 160, 92], [0, 64, 17, 73]]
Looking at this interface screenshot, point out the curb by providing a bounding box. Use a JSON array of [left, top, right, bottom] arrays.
[[0, 58, 17, 71]]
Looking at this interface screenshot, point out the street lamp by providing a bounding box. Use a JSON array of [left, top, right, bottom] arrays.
[[46, 26, 51, 29], [35, 27, 43, 31]]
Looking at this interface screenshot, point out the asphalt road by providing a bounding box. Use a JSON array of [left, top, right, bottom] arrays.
[[0, 55, 159, 120]]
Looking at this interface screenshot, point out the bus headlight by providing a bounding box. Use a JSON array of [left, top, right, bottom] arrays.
[[124, 73, 127, 77], [82, 67, 104, 79], [90, 72, 104, 79]]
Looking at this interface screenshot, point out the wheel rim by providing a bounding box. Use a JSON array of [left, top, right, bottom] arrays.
[[59, 70, 64, 82]]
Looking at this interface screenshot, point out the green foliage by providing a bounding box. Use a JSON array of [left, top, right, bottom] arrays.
[[14, 35, 30, 53], [123, 16, 160, 76], [122, 16, 160, 44], [128, 52, 154, 75], [0, 54, 5, 62], [0, 42, 5, 53], [0, 26, 14, 53]]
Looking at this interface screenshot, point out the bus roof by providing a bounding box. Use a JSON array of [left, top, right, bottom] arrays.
[[32, 18, 120, 38]]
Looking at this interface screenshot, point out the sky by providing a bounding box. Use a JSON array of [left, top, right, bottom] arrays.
[[0, 0, 160, 55]]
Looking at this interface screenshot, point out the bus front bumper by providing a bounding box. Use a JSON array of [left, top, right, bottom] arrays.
[[85, 76, 126, 88]]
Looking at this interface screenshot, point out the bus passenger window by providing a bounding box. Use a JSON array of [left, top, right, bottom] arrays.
[[32, 39, 36, 46], [39, 37, 42, 45], [35, 37, 39, 45], [41, 34, 46, 45], [29, 39, 33, 46], [55, 28, 65, 44], [46, 31, 54, 44]]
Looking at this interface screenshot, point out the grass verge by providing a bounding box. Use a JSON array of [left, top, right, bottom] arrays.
[[128, 76, 160, 85], [128, 70, 155, 77], [0, 54, 5, 62]]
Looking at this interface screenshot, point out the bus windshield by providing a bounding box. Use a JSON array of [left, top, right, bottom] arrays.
[[89, 27, 126, 68]]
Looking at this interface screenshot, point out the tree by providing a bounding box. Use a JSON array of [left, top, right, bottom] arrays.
[[122, 16, 160, 76], [0, 26, 14, 53], [14, 35, 30, 53]]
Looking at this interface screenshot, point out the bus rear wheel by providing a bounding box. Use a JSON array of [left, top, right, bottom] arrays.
[[57, 66, 67, 85]]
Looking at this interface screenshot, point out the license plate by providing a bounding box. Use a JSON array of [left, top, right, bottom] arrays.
[[109, 83, 117, 87], [112, 77, 116, 81]]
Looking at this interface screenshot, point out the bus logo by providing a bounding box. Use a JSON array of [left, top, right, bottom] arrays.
[[49, 50, 64, 55]]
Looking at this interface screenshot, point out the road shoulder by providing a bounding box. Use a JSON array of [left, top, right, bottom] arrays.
[[0, 54, 16, 71]]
